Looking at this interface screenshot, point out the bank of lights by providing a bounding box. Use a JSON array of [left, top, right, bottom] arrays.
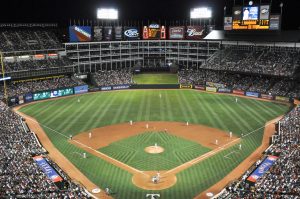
[[97, 8, 118, 20], [190, 7, 212, 19]]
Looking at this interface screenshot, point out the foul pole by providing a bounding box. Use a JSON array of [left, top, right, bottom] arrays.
[[0, 51, 8, 105]]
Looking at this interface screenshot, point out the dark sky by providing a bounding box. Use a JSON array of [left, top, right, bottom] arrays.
[[0, 0, 299, 30]]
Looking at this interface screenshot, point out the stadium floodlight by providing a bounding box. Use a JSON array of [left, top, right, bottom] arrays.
[[97, 8, 118, 20], [190, 7, 212, 19]]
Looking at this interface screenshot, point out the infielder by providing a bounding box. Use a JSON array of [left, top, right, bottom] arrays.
[[130, 120, 133, 125], [89, 132, 92, 139]]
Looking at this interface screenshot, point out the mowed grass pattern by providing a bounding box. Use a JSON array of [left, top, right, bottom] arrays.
[[133, 73, 178, 84], [100, 131, 211, 171], [19, 90, 290, 199]]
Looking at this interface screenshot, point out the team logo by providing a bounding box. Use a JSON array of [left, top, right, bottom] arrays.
[[146, 194, 160, 199], [124, 29, 139, 37]]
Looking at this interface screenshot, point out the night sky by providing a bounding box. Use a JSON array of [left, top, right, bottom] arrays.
[[0, 0, 299, 30]]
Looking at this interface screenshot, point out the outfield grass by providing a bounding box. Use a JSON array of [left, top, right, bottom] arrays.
[[19, 90, 290, 199], [133, 73, 178, 84], [100, 131, 211, 171]]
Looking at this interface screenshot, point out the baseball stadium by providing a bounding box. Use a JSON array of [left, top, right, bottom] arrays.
[[0, 0, 300, 199]]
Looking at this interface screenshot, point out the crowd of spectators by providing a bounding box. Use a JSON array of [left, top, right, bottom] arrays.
[[3, 57, 74, 73], [93, 70, 132, 87], [0, 101, 90, 198], [178, 69, 300, 99], [202, 46, 300, 77], [0, 29, 62, 52], [218, 106, 300, 199], [0, 76, 85, 98]]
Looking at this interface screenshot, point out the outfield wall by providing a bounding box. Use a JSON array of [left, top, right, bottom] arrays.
[[7, 83, 296, 106]]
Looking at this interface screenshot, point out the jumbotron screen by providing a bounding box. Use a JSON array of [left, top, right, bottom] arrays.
[[225, 4, 280, 30]]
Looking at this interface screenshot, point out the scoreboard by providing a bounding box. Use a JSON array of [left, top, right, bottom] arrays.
[[225, 4, 280, 31]]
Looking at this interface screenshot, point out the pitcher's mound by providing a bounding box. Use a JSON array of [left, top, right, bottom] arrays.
[[145, 146, 164, 154]]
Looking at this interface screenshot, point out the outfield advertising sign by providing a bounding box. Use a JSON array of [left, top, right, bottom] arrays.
[[206, 87, 217, 92], [112, 84, 130, 90], [195, 85, 205, 90], [180, 84, 193, 89], [247, 156, 278, 183], [33, 91, 51, 101], [25, 93, 33, 102], [246, 91, 260, 98], [74, 85, 88, 94], [101, 84, 130, 91], [33, 156, 63, 183], [233, 90, 245, 95], [50, 88, 74, 98], [261, 94, 273, 100], [218, 88, 232, 93], [275, 96, 290, 102]]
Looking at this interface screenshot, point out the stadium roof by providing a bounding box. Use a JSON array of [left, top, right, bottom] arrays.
[[204, 30, 300, 43]]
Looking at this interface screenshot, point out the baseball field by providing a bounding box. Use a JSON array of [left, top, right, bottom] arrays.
[[132, 73, 178, 84], [18, 89, 290, 199]]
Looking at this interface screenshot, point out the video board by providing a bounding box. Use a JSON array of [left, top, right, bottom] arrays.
[[227, 4, 277, 30]]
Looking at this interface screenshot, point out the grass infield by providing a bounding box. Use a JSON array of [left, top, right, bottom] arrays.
[[132, 73, 178, 84], [19, 90, 290, 199]]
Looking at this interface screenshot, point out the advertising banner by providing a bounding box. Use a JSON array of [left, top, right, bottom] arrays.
[[195, 85, 205, 90], [261, 94, 273, 100], [260, 5, 270, 20], [25, 93, 33, 102], [275, 96, 289, 102], [246, 91, 260, 98], [233, 90, 244, 95], [206, 82, 225, 89], [247, 156, 278, 183], [124, 27, 140, 40], [33, 91, 51, 101], [50, 88, 74, 98], [114, 26, 123, 40], [74, 85, 88, 94], [186, 26, 205, 40], [269, 15, 281, 30], [103, 26, 113, 41], [206, 87, 217, 92], [169, 26, 185, 39], [112, 84, 130, 90], [93, 26, 103, 41], [69, 26, 92, 42], [148, 24, 161, 39], [224, 17, 233, 30], [101, 86, 112, 91], [8, 97, 18, 106], [218, 88, 232, 93], [180, 84, 193, 89], [33, 156, 63, 183], [233, 7, 242, 20], [18, 96, 24, 104]]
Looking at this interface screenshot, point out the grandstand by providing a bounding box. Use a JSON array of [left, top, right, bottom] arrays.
[[1, 1, 300, 199]]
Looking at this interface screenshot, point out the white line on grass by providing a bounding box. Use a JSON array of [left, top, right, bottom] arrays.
[[20, 114, 147, 176]]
